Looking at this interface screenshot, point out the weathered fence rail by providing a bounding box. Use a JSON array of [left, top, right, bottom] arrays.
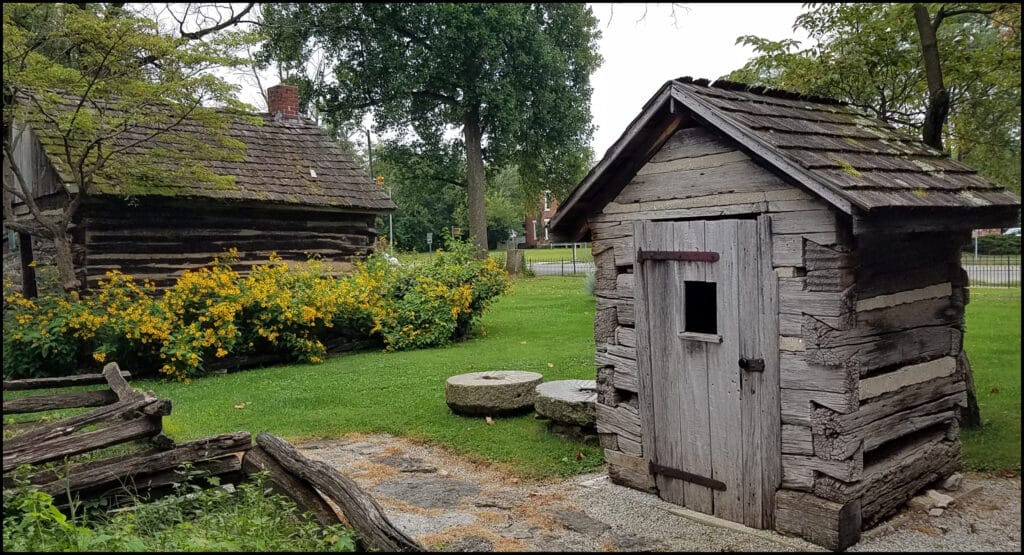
[[2, 362, 422, 552], [2, 363, 242, 497]]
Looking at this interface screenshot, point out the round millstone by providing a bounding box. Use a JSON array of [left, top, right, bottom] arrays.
[[534, 379, 597, 427], [445, 370, 544, 416]]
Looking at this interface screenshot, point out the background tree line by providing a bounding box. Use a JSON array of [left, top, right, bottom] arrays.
[[727, 2, 1020, 196]]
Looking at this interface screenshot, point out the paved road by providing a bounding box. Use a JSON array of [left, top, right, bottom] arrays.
[[529, 261, 595, 276], [963, 264, 1020, 286]]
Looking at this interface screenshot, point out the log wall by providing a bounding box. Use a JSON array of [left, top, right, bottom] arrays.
[[78, 197, 380, 290], [802, 231, 969, 529], [590, 123, 967, 550]]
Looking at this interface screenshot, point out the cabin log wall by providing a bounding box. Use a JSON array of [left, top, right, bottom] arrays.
[[79, 198, 379, 290]]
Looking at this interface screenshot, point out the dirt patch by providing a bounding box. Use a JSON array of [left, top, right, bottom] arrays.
[[297, 433, 1021, 552]]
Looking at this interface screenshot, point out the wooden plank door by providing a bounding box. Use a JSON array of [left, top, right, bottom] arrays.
[[634, 217, 779, 529]]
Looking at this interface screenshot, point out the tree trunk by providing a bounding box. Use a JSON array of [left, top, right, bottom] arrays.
[[52, 232, 80, 292], [913, 3, 950, 151], [505, 248, 525, 277], [463, 105, 489, 259], [914, 4, 985, 426], [18, 233, 38, 298]]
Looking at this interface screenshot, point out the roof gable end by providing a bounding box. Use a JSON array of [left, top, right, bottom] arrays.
[[550, 78, 1019, 239]]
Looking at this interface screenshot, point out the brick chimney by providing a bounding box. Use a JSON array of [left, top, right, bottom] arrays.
[[267, 83, 300, 119]]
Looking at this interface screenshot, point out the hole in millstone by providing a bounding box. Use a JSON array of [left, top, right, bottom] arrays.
[[481, 374, 504, 380]]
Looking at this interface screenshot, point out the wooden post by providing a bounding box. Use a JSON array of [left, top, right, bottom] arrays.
[[18, 232, 37, 298], [505, 248, 525, 277]]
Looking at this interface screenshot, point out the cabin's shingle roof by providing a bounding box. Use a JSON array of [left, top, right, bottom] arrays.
[[21, 93, 394, 212], [674, 79, 1017, 211]]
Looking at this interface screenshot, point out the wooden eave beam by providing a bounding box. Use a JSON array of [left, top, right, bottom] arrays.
[[852, 204, 1020, 235]]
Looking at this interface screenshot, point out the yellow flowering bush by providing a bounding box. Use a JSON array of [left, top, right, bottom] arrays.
[[3, 279, 91, 377], [2, 240, 510, 381]]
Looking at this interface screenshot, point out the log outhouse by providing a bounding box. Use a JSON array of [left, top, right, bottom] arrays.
[[549, 77, 1020, 550]]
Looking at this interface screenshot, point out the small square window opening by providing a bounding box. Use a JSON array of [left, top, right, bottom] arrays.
[[684, 281, 717, 334]]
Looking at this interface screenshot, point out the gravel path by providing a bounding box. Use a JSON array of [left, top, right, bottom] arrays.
[[297, 433, 1021, 552]]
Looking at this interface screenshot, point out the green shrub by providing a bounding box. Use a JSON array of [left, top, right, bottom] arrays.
[[2, 470, 356, 552], [583, 269, 596, 296], [1, 292, 91, 378], [3, 240, 510, 381], [974, 234, 1021, 255]]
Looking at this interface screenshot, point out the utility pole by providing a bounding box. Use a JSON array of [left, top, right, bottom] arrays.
[[365, 128, 373, 180], [388, 185, 394, 253]]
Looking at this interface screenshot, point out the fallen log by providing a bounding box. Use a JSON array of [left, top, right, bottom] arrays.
[[242, 445, 342, 528], [255, 433, 423, 552]]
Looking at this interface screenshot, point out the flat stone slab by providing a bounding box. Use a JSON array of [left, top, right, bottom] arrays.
[[544, 507, 611, 536], [535, 379, 597, 427], [371, 454, 438, 473], [374, 476, 480, 509], [445, 370, 543, 416]]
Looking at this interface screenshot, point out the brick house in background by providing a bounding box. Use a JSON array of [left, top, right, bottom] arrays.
[[523, 190, 558, 247]]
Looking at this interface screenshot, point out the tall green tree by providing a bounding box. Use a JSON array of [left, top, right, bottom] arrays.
[[373, 142, 526, 252], [727, 2, 1021, 194], [259, 3, 602, 257], [3, 3, 255, 291], [372, 140, 465, 252]]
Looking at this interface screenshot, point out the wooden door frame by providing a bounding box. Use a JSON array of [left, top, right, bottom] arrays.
[[632, 214, 780, 529]]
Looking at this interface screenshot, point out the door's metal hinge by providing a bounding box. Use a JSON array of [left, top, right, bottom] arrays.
[[636, 249, 720, 263], [649, 461, 727, 491], [739, 358, 765, 373]]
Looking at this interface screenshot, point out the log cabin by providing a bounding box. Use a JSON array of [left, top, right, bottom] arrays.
[[549, 77, 1020, 550], [3, 84, 394, 292]]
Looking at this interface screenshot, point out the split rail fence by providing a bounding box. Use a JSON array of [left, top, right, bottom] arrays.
[[2, 362, 421, 552]]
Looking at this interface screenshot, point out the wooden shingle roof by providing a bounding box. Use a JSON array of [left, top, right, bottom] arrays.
[[154, 113, 396, 211], [20, 93, 395, 212], [675, 79, 1017, 212], [551, 78, 1019, 239]]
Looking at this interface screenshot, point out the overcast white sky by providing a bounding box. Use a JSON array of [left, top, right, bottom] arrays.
[[230, 3, 809, 161], [587, 3, 807, 157]]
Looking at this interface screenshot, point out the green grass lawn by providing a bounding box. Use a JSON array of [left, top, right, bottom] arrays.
[[137, 276, 602, 480], [961, 287, 1022, 472], [520, 247, 593, 263]]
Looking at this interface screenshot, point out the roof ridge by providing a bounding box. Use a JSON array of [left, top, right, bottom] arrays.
[[675, 76, 846, 106]]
